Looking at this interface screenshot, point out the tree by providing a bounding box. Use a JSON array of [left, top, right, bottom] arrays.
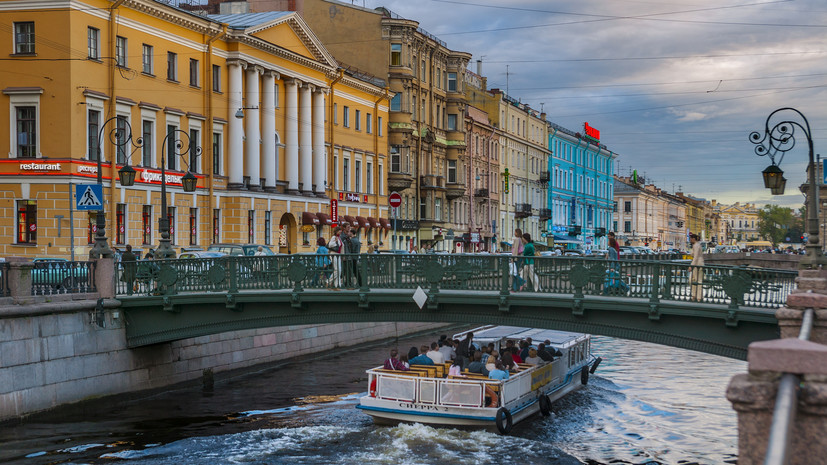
[[758, 205, 802, 246]]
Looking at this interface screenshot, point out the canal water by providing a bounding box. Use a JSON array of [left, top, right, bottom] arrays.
[[0, 332, 744, 465]]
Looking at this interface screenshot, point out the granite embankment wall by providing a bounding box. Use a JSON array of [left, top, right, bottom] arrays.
[[0, 299, 444, 421]]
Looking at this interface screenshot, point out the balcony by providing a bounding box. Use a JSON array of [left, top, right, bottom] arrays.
[[539, 170, 550, 184], [568, 225, 582, 236], [388, 170, 414, 191], [420, 174, 446, 191], [594, 227, 606, 237], [475, 188, 489, 198], [539, 208, 551, 221], [446, 181, 466, 199], [515, 203, 532, 218]]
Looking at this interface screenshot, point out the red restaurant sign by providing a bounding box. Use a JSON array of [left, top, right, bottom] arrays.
[[584, 122, 600, 143], [330, 199, 338, 223]]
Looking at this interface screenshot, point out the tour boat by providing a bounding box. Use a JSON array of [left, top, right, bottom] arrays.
[[357, 326, 602, 434]]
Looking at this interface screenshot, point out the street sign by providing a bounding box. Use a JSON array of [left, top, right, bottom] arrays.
[[388, 191, 402, 208], [76, 184, 103, 211], [330, 198, 338, 223]]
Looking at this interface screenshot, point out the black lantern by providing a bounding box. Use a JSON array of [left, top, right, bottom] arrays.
[[181, 171, 198, 192], [762, 164, 784, 190], [118, 164, 137, 187], [770, 177, 787, 195]]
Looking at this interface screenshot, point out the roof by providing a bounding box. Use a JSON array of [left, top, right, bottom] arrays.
[[208, 12, 292, 28]]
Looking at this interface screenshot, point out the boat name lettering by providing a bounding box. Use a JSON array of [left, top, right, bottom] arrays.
[[397, 403, 446, 411]]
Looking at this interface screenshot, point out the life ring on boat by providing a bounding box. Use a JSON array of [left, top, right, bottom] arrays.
[[484, 385, 499, 408], [495, 407, 513, 435], [581, 366, 590, 386], [538, 394, 551, 417], [369, 378, 377, 397]]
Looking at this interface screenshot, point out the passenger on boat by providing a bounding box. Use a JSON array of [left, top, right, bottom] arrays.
[[438, 339, 455, 361], [519, 340, 531, 361], [488, 361, 510, 380], [383, 349, 410, 371], [536, 343, 555, 362], [408, 347, 435, 366], [485, 351, 498, 373], [542, 340, 564, 358], [448, 359, 465, 377], [399, 353, 410, 369], [426, 342, 445, 364], [501, 352, 517, 372], [467, 351, 490, 376], [457, 332, 474, 369], [509, 347, 524, 364], [524, 348, 542, 365], [480, 344, 494, 364]]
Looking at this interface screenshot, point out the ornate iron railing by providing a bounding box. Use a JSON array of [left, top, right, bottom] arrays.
[[31, 260, 96, 295], [116, 255, 797, 310]]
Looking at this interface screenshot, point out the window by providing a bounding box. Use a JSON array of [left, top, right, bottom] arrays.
[[167, 125, 177, 170], [114, 115, 129, 164], [390, 43, 402, 66], [624, 221, 631, 233], [16, 106, 36, 158], [142, 44, 153, 74], [355, 109, 361, 131], [212, 209, 220, 243], [355, 160, 361, 192], [116, 36, 127, 67], [421, 60, 426, 82], [167, 207, 175, 245], [139, 120, 153, 166], [189, 208, 197, 245], [366, 113, 372, 134], [212, 64, 220, 92], [248, 210, 255, 243], [88, 109, 100, 161], [167, 52, 177, 81], [189, 128, 199, 171], [435, 198, 442, 221], [14, 22, 34, 54], [116, 204, 126, 244], [343, 106, 350, 128], [189, 58, 199, 87], [448, 160, 457, 183], [378, 117, 383, 136], [447, 114, 457, 131], [379, 164, 383, 196], [142, 206, 152, 244], [16, 200, 36, 244], [390, 94, 401, 112], [447, 72, 457, 91], [366, 162, 372, 194], [333, 103, 338, 124], [391, 146, 401, 173], [343, 158, 349, 191], [264, 211, 271, 245], [624, 201, 631, 213], [87, 27, 100, 59], [212, 132, 221, 175]]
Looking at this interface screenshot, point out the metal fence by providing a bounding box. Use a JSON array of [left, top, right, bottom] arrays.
[[116, 254, 797, 309], [31, 260, 97, 296]]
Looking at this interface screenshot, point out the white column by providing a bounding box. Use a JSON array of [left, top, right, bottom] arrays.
[[312, 88, 326, 197], [244, 65, 262, 189], [285, 79, 300, 194], [299, 84, 313, 195], [227, 60, 245, 188], [261, 71, 278, 191]]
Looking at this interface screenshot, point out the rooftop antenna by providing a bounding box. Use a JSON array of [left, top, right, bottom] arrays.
[[506, 64, 510, 96], [540, 102, 545, 113]]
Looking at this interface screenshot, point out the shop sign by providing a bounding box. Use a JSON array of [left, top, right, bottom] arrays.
[[391, 219, 419, 231], [78, 165, 98, 175], [584, 122, 600, 143], [330, 199, 338, 223], [471, 233, 480, 243], [20, 162, 61, 171], [503, 168, 509, 194], [139, 169, 184, 185], [338, 192, 368, 203]]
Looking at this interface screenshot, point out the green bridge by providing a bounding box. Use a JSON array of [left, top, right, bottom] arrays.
[[117, 254, 798, 360]]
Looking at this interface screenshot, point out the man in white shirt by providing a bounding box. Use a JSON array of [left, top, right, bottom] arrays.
[[438, 339, 455, 361], [426, 342, 445, 364]]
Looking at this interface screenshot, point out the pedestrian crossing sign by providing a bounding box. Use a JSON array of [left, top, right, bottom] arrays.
[[76, 184, 103, 211]]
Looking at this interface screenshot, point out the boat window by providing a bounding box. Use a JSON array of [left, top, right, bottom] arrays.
[[439, 381, 483, 407], [378, 376, 416, 402]]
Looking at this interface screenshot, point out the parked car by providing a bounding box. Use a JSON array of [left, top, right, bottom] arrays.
[[619, 246, 640, 256], [31, 258, 90, 291], [179, 251, 227, 259], [207, 243, 275, 256], [637, 247, 656, 255]]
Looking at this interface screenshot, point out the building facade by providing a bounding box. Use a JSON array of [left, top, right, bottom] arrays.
[[0, 0, 389, 259], [548, 122, 616, 250], [461, 104, 500, 251], [613, 176, 688, 250], [714, 201, 761, 245]]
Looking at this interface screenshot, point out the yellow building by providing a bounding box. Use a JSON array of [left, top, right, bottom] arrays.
[[0, 0, 389, 259], [714, 201, 761, 245]]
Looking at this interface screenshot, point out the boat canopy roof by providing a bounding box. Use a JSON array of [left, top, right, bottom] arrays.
[[453, 326, 587, 349]]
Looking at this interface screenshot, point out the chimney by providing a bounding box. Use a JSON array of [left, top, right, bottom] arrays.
[[476, 59, 482, 76]]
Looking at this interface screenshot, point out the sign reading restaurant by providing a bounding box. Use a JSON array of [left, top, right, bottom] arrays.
[[583, 122, 600, 144], [20, 162, 61, 171]]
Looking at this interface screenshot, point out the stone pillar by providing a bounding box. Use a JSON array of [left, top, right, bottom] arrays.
[[94, 257, 115, 298], [244, 65, 262, 190], [7, 262, 34, 305], [261, 71, 278, 192], [779, 269, 827, 343], [299, 83, 313, 196], [285, 79, 300, 195], [227, 60, 245, 189], [312, 88, 326, 197]]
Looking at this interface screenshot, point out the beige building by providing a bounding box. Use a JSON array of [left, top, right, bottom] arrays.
[[460, 104, 500, 251], [613, 176, 688, 250], [714, 201, 761, 245]]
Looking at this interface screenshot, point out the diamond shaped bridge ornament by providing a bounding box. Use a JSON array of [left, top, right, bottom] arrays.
[[206, 264, 226, 285], [413, 286, 428, 309], [568, 264, 591, 288], [423, 260, 444, 284], [285, 260, 307, 283], [158, 264, 178, 286]]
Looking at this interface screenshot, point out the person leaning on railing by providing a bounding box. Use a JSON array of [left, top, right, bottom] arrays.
[[690, 233, 704, 301]]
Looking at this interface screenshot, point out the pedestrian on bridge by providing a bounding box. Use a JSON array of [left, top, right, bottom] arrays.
[[690, 233, 704, 301], [511, 228, 525, 291], [520, 233, 541, 292], [121, 244, 137, 295]]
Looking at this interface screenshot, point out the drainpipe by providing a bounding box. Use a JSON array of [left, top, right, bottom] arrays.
[[205, 25, 226, 245], [327, 68, 344, 199], [374, 87, 390, 230], [107, 0, 126, 242], [549, 127, 558, 238]]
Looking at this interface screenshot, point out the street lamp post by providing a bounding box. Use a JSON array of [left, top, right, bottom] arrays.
[[750, 107, 827, 269], [88, 116, 144, 259], [155, 129, 200, 260]]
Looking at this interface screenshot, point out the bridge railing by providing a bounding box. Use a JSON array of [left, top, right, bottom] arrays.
[[31, 260, 97, 296], [116, 254, 797, 309]]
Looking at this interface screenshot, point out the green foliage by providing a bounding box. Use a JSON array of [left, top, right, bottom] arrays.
[[757, 205, 802, 246]]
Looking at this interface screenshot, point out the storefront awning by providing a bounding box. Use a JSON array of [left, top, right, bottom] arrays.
[[301, 211, 320, 225], [356, 216, 368, 229], [342, 215, 356, 227], [315, 212, 332, 225], [379, 218, 391, 230], [367, 217, 380, 229], [552, 233, 582, 244]]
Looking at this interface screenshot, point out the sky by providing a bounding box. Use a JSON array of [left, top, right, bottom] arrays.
[[354, 0, 827, 209]]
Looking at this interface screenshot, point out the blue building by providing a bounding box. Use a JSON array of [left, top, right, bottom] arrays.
[[547, 122, 616, 250]]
